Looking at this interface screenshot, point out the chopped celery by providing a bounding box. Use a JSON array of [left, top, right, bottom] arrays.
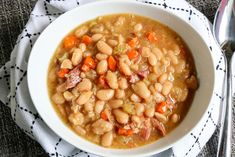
[[123, 102, 135, 115], [114, 43, 129, 54]]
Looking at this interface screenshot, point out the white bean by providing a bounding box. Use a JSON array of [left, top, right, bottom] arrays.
[[96, 53, 108, 60], [101, 131, 113, 147], [73, 125, 86, 136], [155, 112, 167, 123], [106, 71, 118, 89], [175, 60, 186, 73], [115, 17, 125, 26], [71, 48, 83, 66], [108, 99, 123, 109], [119, 62, 132, 76], [79, 43, 86, 52], [131, 115, 141, 124], [96, 89, 114, 101], [170, 53, 179, 65], [158, 73, 168, 84], [152, 48, 163, 60], [76, 78, 92, 92], [148, 52, 157, 66], [135, 103, 145, 116], [63, 91, 74, 101], [75, 26, 88, 37], [144, 107, 155, 117], [171, 113, 180, 123], [130, 94, 141, 103], [96, 60, 108, 75], [113, 109, 129, 124], [61, 59, 73, 69], [68, 112, 84, 125], [132, 81, 151, 99], [76, 91, 93, 105], [56, 83, 66, 93], [118, 77, 128, 89], [92, 119, 113, 135], [84, 102, 94, 112], [107, 39, 118, 47], [115, 89, 125, 99], [52, 93, 65, 105], [154, 92, 165, 103], [97, 41, 113, 55], [141, 47, 151, 58], [91, 24, 104, 33], [95, 101, 105, 114], [167, 66, 175, 73], [154, 83, 163, 92], [134, 23, 143, 32], [56, 104, 66, 117], [162, 81, 173, 96], [92, 34, 103, 42]]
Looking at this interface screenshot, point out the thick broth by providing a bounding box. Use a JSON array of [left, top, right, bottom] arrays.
[[48, 14, 198, 148]]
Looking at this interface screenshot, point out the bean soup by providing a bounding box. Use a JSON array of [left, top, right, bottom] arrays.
[[48, 14, 198, 148]]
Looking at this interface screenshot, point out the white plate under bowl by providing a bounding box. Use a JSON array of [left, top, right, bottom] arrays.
[[27, 0, 215, 157]]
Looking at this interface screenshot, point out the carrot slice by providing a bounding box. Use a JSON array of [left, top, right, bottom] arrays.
[[146, 32, 157, 42], [63, 35, 78, 50], [101, 111, 108, 121], [126, 129, 134, 136], [117, 128, 133, 136], [127, 37, 139, 49], [81, 64, 90, 72], [57, 68, 69, 78], [118, 128, 127, 135], [156, 101, 167, 114], [108, 56, 117, 71], [127, 50, 139, 60], [84, 56, 96, 69], [81, 35, 92, 45]]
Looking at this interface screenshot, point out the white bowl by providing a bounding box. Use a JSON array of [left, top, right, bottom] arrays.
[[27, 1, 215, 157]]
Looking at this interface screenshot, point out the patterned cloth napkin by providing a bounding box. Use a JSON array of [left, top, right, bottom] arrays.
[[0, 0, 225, 156]]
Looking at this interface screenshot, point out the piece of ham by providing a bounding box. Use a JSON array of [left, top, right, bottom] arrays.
[[137, 69, 149, 79], [66, 66, 82, 89], [151, 118, 166, 136], [129, 74, 140, 83], [139, 118, 152, 140]]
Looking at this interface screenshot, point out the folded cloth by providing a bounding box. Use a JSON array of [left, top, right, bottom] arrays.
[[0, 0, 225, 156]]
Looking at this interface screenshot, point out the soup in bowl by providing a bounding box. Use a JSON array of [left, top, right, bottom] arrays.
[[48, 14, 198, 148], [28, 1, 215, 156]]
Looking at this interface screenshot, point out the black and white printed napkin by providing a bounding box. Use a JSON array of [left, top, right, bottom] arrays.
[[0, 0, 226, 156]]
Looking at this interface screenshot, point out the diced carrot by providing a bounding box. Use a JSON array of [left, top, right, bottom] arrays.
[[84, 56, 96, 69], [146, 32, 157, 42], [57, 68, 69, 78], [156, 101, 168, 114], [108, 56, 117, 71], [81, 35, 92, 45], [63, 35, 78, 50], [127, 37, 139, 49], [126, 129, 134, 136], [101, 111, 108, 121], [127, 50, 139, 60], [118, 128, 127, 135], [81, 64, 90, 72], [117, 128, 133, 136]]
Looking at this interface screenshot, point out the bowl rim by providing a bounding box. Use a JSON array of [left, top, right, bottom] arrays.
[[27, 0, 216, 156]]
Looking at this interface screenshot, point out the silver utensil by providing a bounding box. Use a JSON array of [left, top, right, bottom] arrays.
[[213, 0, 235, 156]]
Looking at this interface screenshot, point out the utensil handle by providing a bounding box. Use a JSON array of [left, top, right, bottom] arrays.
[[217, 53, 232, 157]]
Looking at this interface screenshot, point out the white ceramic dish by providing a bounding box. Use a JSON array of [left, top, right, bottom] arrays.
[[27, 0, 215, 157]]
